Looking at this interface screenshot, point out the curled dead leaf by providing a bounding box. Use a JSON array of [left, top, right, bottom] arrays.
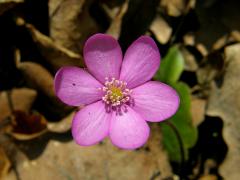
[[10, 110, 47, 140], [16, 18, 83, 71], [0, 88, 37, 122], [16, 61, 54, 98], [47, 111, 75, 133], [16, 57, 73, 117], [49, 0, 99, 54]]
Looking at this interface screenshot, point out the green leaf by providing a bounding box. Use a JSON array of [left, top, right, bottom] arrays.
[[155, 45, 184, 85], [160, 82, 198, 163]]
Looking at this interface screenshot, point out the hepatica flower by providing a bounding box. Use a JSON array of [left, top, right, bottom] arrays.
[[54, 34, 180, 150]]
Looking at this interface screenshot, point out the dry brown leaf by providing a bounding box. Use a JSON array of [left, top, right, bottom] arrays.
[[230, 30, 240, 42], [212, 34, 228, 50], [212, 31, 240, 50], [0, 147, 11, 179], [180, 47, 198, 72], [160, 0, 187, 17], [150, 15, 172, 44], [194, 0, 240, 51], [47, 111, 75, 133], [196, 43, 208, 57], [148, 124, 173, 179], [49, 0, 99, 54], [28, 25, 83, 71], [10, 111, 48, 140], [17, 61, 54, 98], [101, 0, 126, 9], [203, 159, 217, 176], [0, 134, 31, 180], [0, 88, 37, 122], [101, 3, 120, 19], [206, 43, 240, 179], [5, 126, 173, 180], [16, 60, 73, 116], [15, 19, 84, 71], [196, 52, 224, 85], [0, 0, 23, 15], [199, 175, 218, 180], [197, 67, 216, 86], [106, 0, 129, 39], [191, 97, 206, 127], [183, 33, 195, 46]]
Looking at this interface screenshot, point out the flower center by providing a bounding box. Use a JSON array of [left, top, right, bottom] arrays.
[[101, 77, 132, 107], [110, 87, 123, 100]]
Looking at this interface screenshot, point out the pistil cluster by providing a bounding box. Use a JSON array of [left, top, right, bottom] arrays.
[[100, 77, 132, 108]]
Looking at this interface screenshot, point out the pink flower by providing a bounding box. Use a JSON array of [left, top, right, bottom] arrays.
[[54, 34, 180, 150]]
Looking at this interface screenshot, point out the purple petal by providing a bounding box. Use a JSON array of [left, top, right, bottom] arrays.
[[54, 66, 103, 106], [72, 101, 111, 146], [131, 81, 180, 122], [83, 34, 122, 84], [120, 36, 160, 88], [109, 107, 150, 150]]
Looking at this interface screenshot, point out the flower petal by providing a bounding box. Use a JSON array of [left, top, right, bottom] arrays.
[[131, 81, 180, 122], [120, 36, 160, 88], [72, 101, 111, 146], [83, 34, 122, 83], [109, 107, 150, 150], [54, 66, 103, 106]]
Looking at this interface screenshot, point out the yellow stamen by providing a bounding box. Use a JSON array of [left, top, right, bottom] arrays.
[[110, 87, 123, 99], [101, 77, 131, 107]]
